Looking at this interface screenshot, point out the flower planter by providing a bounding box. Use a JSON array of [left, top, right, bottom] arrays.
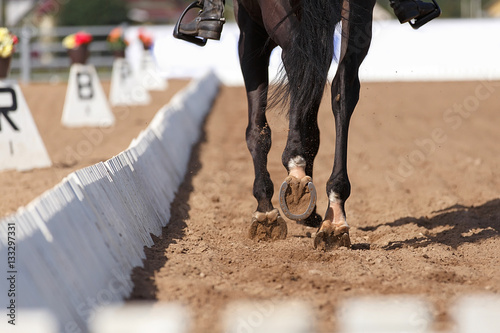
[[68, 44, 89, 65], [113, 49, 126, 58], [0, 56, 11, 79]]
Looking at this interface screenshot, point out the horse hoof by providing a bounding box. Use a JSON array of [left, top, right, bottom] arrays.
[[313, 221, 351, 250], [249, 209, 287, 241], [279, 176, 317, 221]]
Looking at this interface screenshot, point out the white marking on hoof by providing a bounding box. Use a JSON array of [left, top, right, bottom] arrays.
[[288, 156, 306, 179], [328, 191, 341, 204], [326, 191, 349, 229]]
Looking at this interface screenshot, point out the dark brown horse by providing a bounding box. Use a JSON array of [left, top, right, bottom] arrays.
[[235, 0, 376, 249]]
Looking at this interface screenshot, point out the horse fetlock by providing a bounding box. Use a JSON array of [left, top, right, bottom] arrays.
[[288, 156, 307, 179], [253, 209, 279, 224], [325, 197, 350, 230]]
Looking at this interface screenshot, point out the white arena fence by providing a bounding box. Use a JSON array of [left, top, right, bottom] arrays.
[[131, 19, 500, 85], [10, 19, 500, 84], [2, 295, 500, 332], [0, 71, 220, 333]]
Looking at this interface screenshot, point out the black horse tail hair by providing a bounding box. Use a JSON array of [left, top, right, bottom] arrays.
[[269, 0, 343, 121]]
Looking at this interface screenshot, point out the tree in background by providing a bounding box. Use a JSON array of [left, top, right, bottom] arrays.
[[58, 0, 129, 26]]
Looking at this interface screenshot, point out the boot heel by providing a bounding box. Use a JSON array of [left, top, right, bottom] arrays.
[[397, 9, 419, 23], [198, 21, 224, 40], [199, 29, 221, 40]]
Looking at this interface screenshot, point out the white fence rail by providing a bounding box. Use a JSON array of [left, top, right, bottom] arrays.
[[11, 25, 121, 82], [11, 19, 500, 85], [0, 71, 220, 333]]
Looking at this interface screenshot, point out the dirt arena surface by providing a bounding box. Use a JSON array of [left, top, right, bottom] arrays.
[[0, 79, 189, 217], [128, 81, 500, 332], [2, 80, 499, 332]]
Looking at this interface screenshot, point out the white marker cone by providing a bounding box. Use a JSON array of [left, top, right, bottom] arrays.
[[109, 58, 151, 106], [137, 50, 167, 91], [0, 82, 52, 172], [62, 64, 115, 128]]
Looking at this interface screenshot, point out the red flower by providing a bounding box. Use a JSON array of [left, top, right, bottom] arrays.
[[75, 32, 93, 46], [138, 28, 153, 48], [11, 35, 18, 45]]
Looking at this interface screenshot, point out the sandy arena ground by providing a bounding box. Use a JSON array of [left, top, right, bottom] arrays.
[[2, 80, 500, 332]]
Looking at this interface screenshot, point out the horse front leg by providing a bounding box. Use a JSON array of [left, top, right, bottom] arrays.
[[237, 5, 286, 241], [314, 0, 376, 250], [246, 84, 287, 241]]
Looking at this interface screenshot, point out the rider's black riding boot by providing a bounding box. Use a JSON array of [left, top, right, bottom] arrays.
[[178, 0, 225, 40], [390, 0, 438, 24]]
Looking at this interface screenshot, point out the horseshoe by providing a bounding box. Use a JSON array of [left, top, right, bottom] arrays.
[[279, 180, 317, 221]]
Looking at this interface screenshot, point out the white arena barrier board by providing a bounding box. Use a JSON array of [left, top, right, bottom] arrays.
[[0, 82, 52, 172], [0, 71, 220, 333], [61, 64, 115, 128]]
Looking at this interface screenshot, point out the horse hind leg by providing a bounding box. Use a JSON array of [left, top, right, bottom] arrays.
[[278, 35, 324, 228], [280, 114, 323, 228], [272, 0, 331, 229], [314, 0, 376, 250], [237, 5, 286, 241]]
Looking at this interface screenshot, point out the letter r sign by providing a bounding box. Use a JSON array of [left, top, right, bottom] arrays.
[[0, 87, 19, 131]]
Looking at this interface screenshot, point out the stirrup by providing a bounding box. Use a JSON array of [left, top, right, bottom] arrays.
[[409, 0, 441, 29], [173, 1, 207, 47], [279, 180, 317, 221]]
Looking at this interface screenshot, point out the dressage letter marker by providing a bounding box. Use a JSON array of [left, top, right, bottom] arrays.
[[62, 64, 115, 127], [0, 82, 52, 172], [109, 58, 151, 106]]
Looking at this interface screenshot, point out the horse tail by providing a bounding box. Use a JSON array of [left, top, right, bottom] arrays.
[[270, 0, 342, 120]]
